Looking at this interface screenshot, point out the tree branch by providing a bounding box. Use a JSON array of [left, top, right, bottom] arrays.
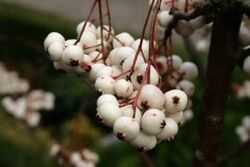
[[217, 139, 250, 165], [164, 2, 214, 39], [193, 8, 242, 167]]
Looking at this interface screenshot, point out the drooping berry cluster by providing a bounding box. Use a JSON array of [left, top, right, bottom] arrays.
[[44, 0, 198, 151], [2, 90, 55, 127], [232, 81, 250, 99], [235, 116, 250, 142], [50, 143, 99, 167], [0, 62, 55, 127], [0, 62, 29, 95]]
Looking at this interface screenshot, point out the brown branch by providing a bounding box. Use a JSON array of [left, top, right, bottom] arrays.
[[164, 2, 214, 40], [193, 8, 242, 167], [217, 139, 250, 165], [138, 152, 155, 167]]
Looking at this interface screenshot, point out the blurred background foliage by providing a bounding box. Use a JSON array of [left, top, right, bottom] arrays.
[[0, 2, 249, 167]]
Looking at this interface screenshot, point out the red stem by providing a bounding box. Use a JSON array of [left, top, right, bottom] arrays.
[[75, 0, 98, 45]]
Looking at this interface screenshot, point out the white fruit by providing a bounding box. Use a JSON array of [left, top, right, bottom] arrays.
[[74, 54, 92, 74], [120, 105, 142, 123], [243, 56, 250, 74], [62, 45, 84, 67], [131, 39, 149, 60], [157, 10, 173, 28], [112, 32, 135, 48], [97, 102, 121, 127], [183, 109, 193, 122], [131, 131, 157, 151], [89, 51, 103, 63], [44, 32, 65, 50], [114, 79, 133, 98], [177, 80, 195, 97], [96, 25, 115, 41], [111, 66, 123, 77], [179, 62, 199, 80], [113, 116, 140, 141], [138, 84, 165, 110], [96, 66, 113, 78], [141, 109, 166, 135], [47, 41, 64, 61], [242, 116, 250, 129], [80, 31, 98, 53], [164, 89, 188, 113], [166, 111, 184, 124], [107, 48, 119, 65], [27, 112, 41, 127], [76, 21, 96, 35], [95, 76, 115, 94], [114, 47, 135, 68], [168, 55, 183, 70], [70, 152, 82, 165], [88, 63, 106, 82], [156, 56, 168, 74], [50, 144, 60, 156], [156, 117, 178, 140], [97, 94, 119, 107], [131, 64, 160, 89], [122, 53, 144, 72]]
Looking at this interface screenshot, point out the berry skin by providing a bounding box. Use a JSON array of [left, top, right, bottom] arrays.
[[96, 102, 121, 127], [177, 80, 195, 97], [44, 32, 65, 50], [112, 32, 135, 48], [62, 45, 84, 67], [47, 41, 64, 61], [80, 31, 98, 53], [164, 89, 188, 113], [97, 94, 119, 107], [157, 10, 173, 28], [114, 47, 135, 68], [113, 116, 140, 141], [131, 39, 149, 60], [243, 56, 250, 74], [95, 66, 113, 78], [179, 62, 199, 80], [114, 79, 134, 98], [88, 63, 106, 82], [70, 152, 82, 165], [120, 105, 142, 123], [138, 84, 165, 110], [131, 131, 157, 151], [95, 76, 115, 94], [171, 55, 183, 70], [122, 53, 144, 72], [156, 56, 168, 74], [96, 25, 115, 41], [53, 61, 73, 73], [141, 109, 166, 135], [131, 64, 160, 90], [76, 21, 96, 35], [166, 111, 184, 125], [156, 117, 178, 140]]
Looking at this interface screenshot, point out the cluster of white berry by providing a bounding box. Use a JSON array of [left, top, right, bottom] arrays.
[[1, 90, 55, 127], [239, 15, 250, 46], [50, 143, 99, 167], [235, 116, 250, 142], [0, 62, 29, 95], [151, 0, 206, 39], [43, 0, 200, 151]]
